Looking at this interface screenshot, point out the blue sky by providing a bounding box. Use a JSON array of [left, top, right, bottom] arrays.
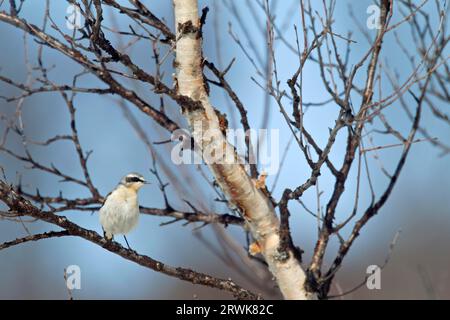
[[0, 0, 449, 299]]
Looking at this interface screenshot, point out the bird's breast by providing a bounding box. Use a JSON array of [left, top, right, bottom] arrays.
[[102, 186, 139, 217], [99, 186, 140, 235]]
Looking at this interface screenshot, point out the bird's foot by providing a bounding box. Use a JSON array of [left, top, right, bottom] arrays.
[[103, 229, 114, 243]]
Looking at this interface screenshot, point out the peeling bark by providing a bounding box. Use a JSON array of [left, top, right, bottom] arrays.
[[172, 0, 316, 300]]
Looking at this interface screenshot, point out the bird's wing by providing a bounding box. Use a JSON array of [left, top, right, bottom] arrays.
[[100, 183, 126, 210], [99, 189, 114, 212], [102, 184, 120, 204]]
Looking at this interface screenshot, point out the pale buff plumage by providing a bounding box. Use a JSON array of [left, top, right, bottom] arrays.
[[99, 173, 148, 243]]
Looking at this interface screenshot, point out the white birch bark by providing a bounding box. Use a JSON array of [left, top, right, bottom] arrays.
[[173, 0, 316, 300]]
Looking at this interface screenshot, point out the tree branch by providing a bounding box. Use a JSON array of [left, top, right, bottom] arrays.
[[0, 231, 70, 251], [0, 180, 259, 300]]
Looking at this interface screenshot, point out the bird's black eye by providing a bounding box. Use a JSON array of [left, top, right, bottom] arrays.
[[126, 176, 143, 183]]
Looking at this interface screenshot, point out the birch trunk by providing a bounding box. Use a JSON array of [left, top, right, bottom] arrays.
[[172, 0, 315, 300]]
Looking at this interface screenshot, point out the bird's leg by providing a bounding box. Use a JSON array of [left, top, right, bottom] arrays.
[[123, 235, 132, 250]]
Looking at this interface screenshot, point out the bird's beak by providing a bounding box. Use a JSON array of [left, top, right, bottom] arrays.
[[143, 181, 151, 185]]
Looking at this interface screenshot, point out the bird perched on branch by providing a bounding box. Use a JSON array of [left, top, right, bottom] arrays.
[[99, 172, 149, 249]]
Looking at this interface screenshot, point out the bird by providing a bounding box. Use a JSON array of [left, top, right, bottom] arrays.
[[99, 172, 149, 249]]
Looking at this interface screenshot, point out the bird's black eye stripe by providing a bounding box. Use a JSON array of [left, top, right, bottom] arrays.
[[126, 177, 144, 183]]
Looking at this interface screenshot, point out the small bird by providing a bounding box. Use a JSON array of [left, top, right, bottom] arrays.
[[99, 172, 149, 249]]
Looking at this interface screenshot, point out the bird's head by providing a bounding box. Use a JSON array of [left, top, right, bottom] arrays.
[[120, 172, 149, 191]]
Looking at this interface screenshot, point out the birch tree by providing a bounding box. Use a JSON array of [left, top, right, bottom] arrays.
[[0, 0, 448, 299]]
